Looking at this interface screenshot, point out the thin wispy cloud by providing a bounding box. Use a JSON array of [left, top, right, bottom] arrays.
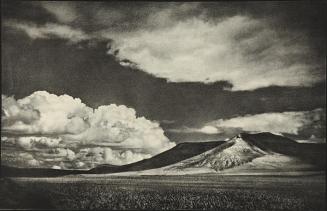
[[4, 20, 90, 42], [210, 109, 324, 135], [40, 1, 78, 24], [169, 125, 221, 135]]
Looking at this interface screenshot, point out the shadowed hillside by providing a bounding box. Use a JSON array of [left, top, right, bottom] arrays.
[[241, 132, 326, 169], [157, 132, 326, 174], [89, 141, 225, 173]]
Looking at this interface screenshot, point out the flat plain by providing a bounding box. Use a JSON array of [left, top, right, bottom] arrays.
[[1, 173, 325, 210]]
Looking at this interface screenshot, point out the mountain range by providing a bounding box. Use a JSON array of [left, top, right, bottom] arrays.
[[1, 132, 325, 177]]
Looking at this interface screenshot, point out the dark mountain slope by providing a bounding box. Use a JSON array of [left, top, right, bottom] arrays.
[[242, 132, 326, 169], [89, 141, 225, 173], [148, 133, 326, 174]]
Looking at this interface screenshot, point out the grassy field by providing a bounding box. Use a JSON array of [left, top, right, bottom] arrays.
[[1, 174, 325, 210]]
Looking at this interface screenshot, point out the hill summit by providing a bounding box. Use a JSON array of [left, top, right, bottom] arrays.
[[109, 132, 325, 175]]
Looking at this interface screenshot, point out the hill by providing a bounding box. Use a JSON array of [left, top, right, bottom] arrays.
[[112, 133, 325, 175], [89, 141, 224, 173]]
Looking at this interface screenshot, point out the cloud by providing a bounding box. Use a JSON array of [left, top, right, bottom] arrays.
[[51, 165, 61, 169], [40, 1, 126, 28], [40, 1, 78, 24], [38, 148, 76, 161], [169, 125, 221, 134], [207, 109, 325, 135], [2, 91, 92, 135], [1, 150, 44, 168], [15, 136, 62, 150], [1, 91, 175, 168], [1, 142, 153, 169], [105, 12, 323, 90], [3, 2, 325, 92], [4, 3, 323, 91], [62, 104, 175, 154], [4, 20, 90, 42], [160, 120, 176, 125], [2, 95, 40, 125], [74, 147, 152, 166], [198, 126, 221, 134], [296, 135, 326, 143], [169, 109, 325, 142]]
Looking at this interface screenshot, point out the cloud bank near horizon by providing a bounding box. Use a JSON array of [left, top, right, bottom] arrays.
[[1, 91, 175, 169], [169, 109, 325, 142]]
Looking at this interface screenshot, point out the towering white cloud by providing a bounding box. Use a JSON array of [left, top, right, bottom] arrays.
[[1, 91, 175, 169], [2, 91, 92, 135]]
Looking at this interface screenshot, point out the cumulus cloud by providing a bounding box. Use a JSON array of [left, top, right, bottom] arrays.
[[2, 95, 40, 126], [62, 105, 175, 155], [1, 91, 175, 169], [15, 136, 62, 150], [4, 20, 90, 42], [105, 12, 323, 90], [38, 148, 76, 161], [73, 147, 152, 167], [1, 151, 44, 168], [2, 91, 92, 135]]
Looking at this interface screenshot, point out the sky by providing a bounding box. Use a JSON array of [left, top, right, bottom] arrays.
[[1, 1, 326, 169]]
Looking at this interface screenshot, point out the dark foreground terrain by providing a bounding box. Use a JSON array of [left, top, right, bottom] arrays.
[[1, 174, 325, 210]]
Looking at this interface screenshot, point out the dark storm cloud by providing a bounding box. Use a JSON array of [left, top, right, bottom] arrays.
[[2, 30, 325, 125], [33, 1, 326, 39], [1, 1, 57, 24], [3, 2, 325, 88], [37, 2, 201, 32]]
